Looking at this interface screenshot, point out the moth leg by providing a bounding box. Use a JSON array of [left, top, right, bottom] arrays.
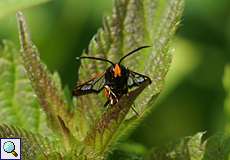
[[104, 85, 118, 105], [104, 100, 110, 107], [110, 90, 119, 104], [131, 103, 139, 116]]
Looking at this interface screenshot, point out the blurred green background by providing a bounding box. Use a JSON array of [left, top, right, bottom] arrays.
[[0, 0, 230, 150]]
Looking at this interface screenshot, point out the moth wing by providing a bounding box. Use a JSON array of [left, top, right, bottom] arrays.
[[73, 72, 105, 96], [128, 70, 151, 88]]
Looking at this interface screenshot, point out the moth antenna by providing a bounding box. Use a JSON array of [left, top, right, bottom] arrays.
[[131, 105, 139, 116], [76, 56, 114, 65], [118, 46, 151, 64]]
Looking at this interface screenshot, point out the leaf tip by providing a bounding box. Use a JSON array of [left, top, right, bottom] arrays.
[[16, 11, 32, 50]]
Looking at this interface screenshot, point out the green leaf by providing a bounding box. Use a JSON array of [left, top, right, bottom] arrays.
[[74, 0, 184, 158], [203, 133, 230, 160], [0, 40, 49, 133], [10, 0, 184, 158], [0, 124, 62, 159], [0, 0, 50, 19], [84, 81, 150, 157], [16, 12, 77, 150], [146, 132, 230, 160], [146, 132, 206, 160]]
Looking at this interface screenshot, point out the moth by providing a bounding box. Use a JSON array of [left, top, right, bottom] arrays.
[[73, 46, 152, 110]]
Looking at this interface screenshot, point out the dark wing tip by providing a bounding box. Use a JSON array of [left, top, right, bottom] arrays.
[[72, 88, 81, 97], [146, 76, 152, 84]]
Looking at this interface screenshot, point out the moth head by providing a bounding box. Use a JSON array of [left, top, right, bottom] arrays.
[[113, 64, 122, 77]]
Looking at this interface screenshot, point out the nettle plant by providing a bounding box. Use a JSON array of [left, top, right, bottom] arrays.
[[2, 0, 230, 159], [0, 0, 183, 157]]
